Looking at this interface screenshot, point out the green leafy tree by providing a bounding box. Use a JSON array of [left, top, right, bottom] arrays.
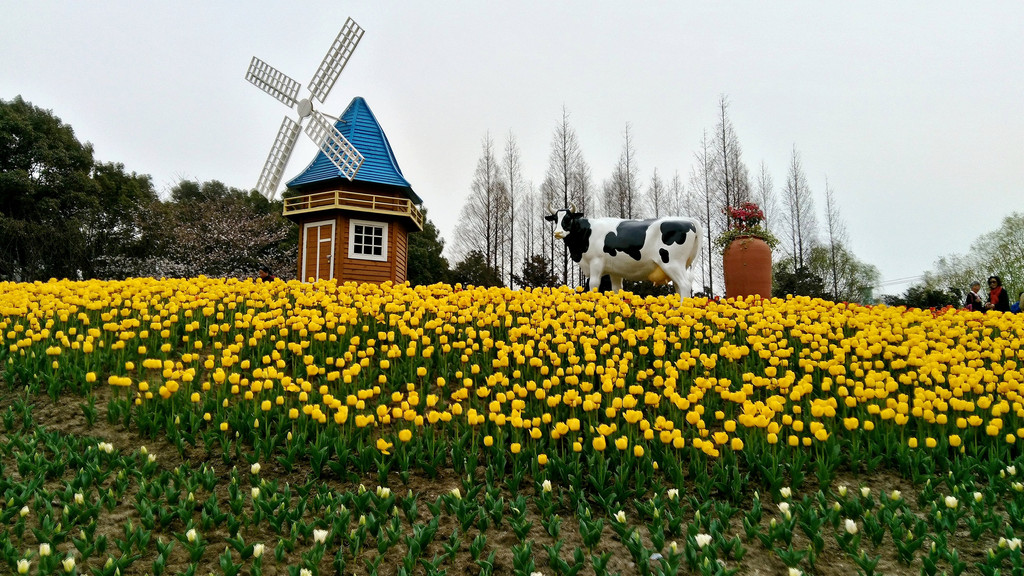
[[407, 211, 450, 285], [451, 250, 504, 288], [0, 96, 159, 280], [806, 243, 880, 303], [882, 285, 961, 309], [921, 212, 1024, 299], [772, 256, 827, 299], [87, 162, 158, 277], [512, 253, 560, 289], [1, 96, 97, 279]]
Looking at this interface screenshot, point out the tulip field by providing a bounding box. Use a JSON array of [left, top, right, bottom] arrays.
[[3, 278, 1024, 575]]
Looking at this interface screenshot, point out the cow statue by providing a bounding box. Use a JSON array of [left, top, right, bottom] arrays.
[[545, 205, 702, 298]]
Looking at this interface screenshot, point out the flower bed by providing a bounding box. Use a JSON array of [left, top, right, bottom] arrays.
[[1, 278, 1023, 575]]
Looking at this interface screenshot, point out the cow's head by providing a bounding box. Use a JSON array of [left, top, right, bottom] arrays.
[[544, 203, 583, 240]]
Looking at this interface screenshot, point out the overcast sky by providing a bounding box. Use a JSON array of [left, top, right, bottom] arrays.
[[3, 2, 1022, 292]]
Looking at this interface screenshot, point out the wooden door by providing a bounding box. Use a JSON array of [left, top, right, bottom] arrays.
[[301, 220, 335, 281]]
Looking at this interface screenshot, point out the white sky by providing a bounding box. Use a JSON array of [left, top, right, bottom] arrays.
[[3, 2, 1022, 292]]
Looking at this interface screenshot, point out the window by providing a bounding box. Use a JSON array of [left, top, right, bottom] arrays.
[[348, 220, 388, 262]]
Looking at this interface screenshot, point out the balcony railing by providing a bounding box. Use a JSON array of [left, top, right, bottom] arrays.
[[283, 189, 424, 230]]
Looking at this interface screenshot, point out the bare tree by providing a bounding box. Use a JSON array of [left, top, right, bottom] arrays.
[[646, 168, 666, 218], [753, 162, 779, 236], [573, 157, 594, 216], [540, 106, 585, 284], [669, 170, 688, 217], [502, 131, 524, 287], [603, 123, 641, 219], [714, 95, 751, 226], [453, 133, 504, 268], [689, 130, 718, 295], [822, 178, 848, 299], [780, 146, 818, 271]]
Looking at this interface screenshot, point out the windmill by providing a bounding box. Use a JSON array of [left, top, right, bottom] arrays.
[[246, 18, 365, 200]]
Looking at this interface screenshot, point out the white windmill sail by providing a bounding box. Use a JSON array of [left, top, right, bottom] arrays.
[[245, 18, 365, 200]]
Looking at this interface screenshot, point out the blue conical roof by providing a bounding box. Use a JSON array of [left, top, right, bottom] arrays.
[[286, 97, 421, 204]]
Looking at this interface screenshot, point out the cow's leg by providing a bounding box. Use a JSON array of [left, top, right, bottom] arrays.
[[587, 261, 605, 292], [662, 262, 692, 299], [610, 276, 623, 292]]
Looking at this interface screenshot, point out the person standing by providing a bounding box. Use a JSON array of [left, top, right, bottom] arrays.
[[985, 276, 1010, 312], [964, 281, 984, 311]]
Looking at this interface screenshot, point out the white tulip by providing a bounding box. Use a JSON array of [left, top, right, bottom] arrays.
[[695, 533, 712, 548], [778, 502, 791, 518], [844, 518, 858, 535], [779, 487, 792, 499], [62, 556, 76, 573], [614, 510, 627, 523], [250, 462, 261, 475], [186, 528, 198, 543], [313, 529, 328, 544], [944, 496, 958, 509], [253, 543, 265, 558]]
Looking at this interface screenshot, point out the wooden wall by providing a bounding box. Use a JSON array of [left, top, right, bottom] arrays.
[[293, 212, 411, 285]]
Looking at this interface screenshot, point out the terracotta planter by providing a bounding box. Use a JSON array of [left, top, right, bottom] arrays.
[[723, 236, 772, 298]]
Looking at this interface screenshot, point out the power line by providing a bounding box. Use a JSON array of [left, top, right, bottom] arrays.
[[872, 274, 926, 288]]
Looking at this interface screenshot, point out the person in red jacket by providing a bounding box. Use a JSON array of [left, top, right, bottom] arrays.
[[985, 276, 1010, 312]]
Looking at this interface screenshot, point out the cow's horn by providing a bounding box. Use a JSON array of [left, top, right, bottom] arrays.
[[569, 202, 577, 213], [546, 202, 556, 215]]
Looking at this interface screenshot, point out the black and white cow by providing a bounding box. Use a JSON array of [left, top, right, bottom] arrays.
[[545, 207, 702, 298]]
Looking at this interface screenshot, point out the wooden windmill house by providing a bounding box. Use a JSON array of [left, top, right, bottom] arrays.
[[245, 18, 423, 284], [282, 96, 423, 283]]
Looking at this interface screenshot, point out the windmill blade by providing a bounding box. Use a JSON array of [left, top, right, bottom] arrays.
[[246, 56, 301, 108], [307, 18, 364, 103], [304, 112, 364, 180], [255, 116, 302, 200]]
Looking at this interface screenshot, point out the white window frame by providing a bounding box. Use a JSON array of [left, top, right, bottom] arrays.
[[348, 219, 389, 262]]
